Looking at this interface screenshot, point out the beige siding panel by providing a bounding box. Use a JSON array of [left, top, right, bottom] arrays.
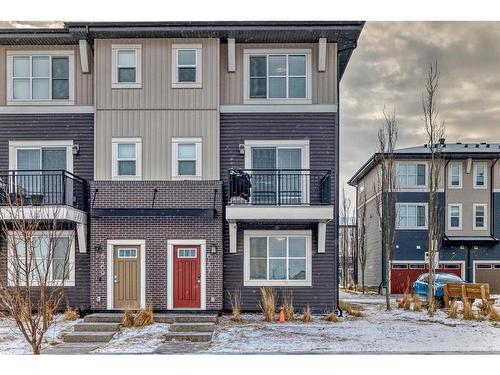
[[95, 110, 219, 180], [357, 196, 382, 288], [95, 38, 219, 110], [220, 42, 337, 105], [0, 44, 93, 106]]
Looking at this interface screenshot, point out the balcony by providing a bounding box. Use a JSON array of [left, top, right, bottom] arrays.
[[0, 170, 89, 252], [226, 169, 334, 253]]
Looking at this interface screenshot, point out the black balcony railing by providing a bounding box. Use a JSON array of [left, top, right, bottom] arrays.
[[229, 169, 331, 206], [0, 170, 88, 211]]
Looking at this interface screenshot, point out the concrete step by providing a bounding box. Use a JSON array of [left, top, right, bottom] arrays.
[[84, 313, 123, 323], [164, 332, 213, 342], [74, 322, 121, 332], [63, 331, 116, 343], [155, 314, 218, 324], [169, 322, 215, 333]]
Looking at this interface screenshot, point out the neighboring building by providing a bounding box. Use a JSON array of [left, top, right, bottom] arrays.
[[339, 217, 356, 286], [0, 21, 364, 312], [349, 142, 500, 294]]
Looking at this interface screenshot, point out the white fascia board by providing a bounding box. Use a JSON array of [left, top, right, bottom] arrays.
[[226, 205, 333, 222], [0, 206, 87, 224]]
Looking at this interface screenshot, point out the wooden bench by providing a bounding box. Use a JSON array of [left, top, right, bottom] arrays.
[[444, 283, 496, 308]]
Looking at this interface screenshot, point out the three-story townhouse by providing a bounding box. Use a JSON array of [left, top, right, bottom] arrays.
[[349, 142, 500, 294]]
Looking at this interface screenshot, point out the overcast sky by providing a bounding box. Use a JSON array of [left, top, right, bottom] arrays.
[[340, 21, 500, 204]]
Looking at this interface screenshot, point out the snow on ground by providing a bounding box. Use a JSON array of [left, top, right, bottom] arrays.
[[0, 315, 79, 354], [208, 302, 500, 354], [91, 323, 170, 354]]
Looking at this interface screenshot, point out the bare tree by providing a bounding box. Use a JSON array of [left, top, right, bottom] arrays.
[[340, 188, 352, 288], [421, 62, 446, 316], [375, 108, 399, 310], [357, 190, 370, 293], [0, 193, 74, 354]]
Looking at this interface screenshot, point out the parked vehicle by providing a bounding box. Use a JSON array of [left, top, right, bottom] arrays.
[[412, 272, 465, 300]]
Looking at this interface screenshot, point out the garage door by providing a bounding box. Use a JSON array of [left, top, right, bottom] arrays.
[[391, 262, 463, 294], [474, 262, 500, 294]]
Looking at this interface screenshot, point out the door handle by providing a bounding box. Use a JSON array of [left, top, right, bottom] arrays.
[[197, 274, 201, 284], [114, 275, 118, 283]]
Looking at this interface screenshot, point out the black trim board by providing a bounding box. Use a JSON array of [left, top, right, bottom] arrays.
[[91, 208, 214, 218]]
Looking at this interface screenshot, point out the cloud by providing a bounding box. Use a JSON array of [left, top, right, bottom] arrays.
[[341, 21, 500, 205]]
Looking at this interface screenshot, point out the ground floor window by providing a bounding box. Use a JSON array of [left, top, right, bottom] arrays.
[[244, 230, 312, 286], [7, 230, 75, 286]]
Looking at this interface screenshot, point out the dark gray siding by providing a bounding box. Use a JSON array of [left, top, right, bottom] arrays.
[[0, 113, 93, 309], [220, 112, 337, 312]]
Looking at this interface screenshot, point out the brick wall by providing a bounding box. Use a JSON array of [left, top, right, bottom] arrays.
[[90, 180, 223, 310]]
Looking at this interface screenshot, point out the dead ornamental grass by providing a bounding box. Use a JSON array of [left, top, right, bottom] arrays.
[[134, 306, 154, 327], [227, 289, 242, 322], [122, 307, 135, 327], [282, 289, 295, 321], [402, 293, 411, 311], [324, 311, 339, 322], [447, 301, 459, 319], [490, 306, 500, 322], [411, 294, 423, 312], [463, 300, 474, 321], [339, 300, 364, 317], [63, 307, 78, 321], [259, 287, 276, 322], [302, 305, 313, 323]]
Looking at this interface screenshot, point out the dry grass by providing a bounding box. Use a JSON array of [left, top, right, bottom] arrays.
[[282, 289, 295, 321], [302, 305, 313, 323], [479, 301, 492, 316], [134, 306, 154, 327], [411, 294, 423, 312], [259, 287, 276, 322], [324, 311, 339, 322], [63, 307, 78, 321], [121, 307, 135, 327], [402, 293, 411, 311], [490, 306, 500, 322], [396, 298, 404, 309], [339, 300, 363, 317], [447, 301, 459, 319], [463, 300, 474, 320], [227, 289, 242, 322]]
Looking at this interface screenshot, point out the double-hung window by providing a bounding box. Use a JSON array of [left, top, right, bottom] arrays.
[[448, 204, 462, 230], [245, 50, 311, 103], [172, 44, 202, 88], [473, 204, 487, 230], [448, 163, 462, 188], [7, 51, 73, 104], [244, 231, 311, 286], [112, 45, 142, 88], [396, 203, 427, 229], [397, 163, 426, 187], [8, 231, 75, 286], [112, 138, 142, 180], [172, 138, 202, 179], [473, 163, 487, 188]]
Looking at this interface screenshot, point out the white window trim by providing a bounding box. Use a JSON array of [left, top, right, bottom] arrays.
[[106, 239, 146, 310], [243, 230, 312, 287], [8, 230, 76, 287], [171, 44, 202, 89], [473, 162, 488, 189], [171, 137, 202, 180], [8, 140, 73, 173], [396, 161, 428, 189], [112, 137, 142, 181], [448, 162, 463, 189], [473, 203, 488, 230], [396, 202, 428, 230], [243, 49, 312, 105], [447, 203, 462, 231], [6, 50, 75, 106], [111, 44, 142, 89]]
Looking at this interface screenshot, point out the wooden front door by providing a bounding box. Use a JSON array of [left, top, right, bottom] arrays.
[[173, 245, 201, 308], [114, 245, 141, 309]]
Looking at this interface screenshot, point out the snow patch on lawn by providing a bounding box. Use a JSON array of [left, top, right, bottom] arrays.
[[0, 315, 79, 354], [92, 323, 169, 354]]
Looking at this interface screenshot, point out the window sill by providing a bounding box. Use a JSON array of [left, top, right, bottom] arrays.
[[8, 281, 75, 287], [112, 83, 142, 89], [243, 98, 312, 105], [111, 176, 142, 181], [447, 185, 463, 189], [172, 82, 202, 89], [7, 100, 75, 106], [171, 175, 202, 181], [396, 227, 428, 230], [473, 186, 488, 190], [244, 280, 311, 287]]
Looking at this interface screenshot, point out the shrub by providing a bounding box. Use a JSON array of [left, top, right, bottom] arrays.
[[463, 300, 474, 320], [302, 305, 313, 323], [63, 307, 78, 321], [411, 294, 423, 312], [134, 306, 154, 327], [227, 289, 241, 322], [282, 289, 295, 321], [259, 287, 276, 322], [324, 311, 339, 322], [122, 307, 135, 327], [447, 301, 459, 319], [490, 306, 500, 322]]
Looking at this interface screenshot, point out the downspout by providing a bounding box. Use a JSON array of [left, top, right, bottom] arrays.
[[376, 157, 385, 295], [490, 156, 499, 239]]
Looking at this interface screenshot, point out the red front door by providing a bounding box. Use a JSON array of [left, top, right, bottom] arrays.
[[173, 245, 201, 308]]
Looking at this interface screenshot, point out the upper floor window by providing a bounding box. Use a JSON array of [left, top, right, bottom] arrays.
[[112, 45, 142, 89], [172, 44, 202, 88], [396, 203, 427, 229], [7, 51, 74, 104], [448, 204, 462, 230], [172, 138, 202, 179], [473, 162, 487, 189], [448, 163, 462, 188], [112, 138, 142, 180], [473, 204, 488, 230], [397, 162, 426, 187], [244, 49, 312, 104]]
